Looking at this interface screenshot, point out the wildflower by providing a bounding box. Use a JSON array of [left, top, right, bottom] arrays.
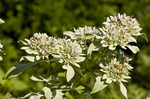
[[99, 13, 142, 51], [99, 58, 132, 84], [53, 39, 85, 67], [20, 33, 58, 62], [64, 26, 99, 41]]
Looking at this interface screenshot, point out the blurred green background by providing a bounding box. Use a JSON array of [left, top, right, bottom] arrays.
[[0, 0, 150, 99]]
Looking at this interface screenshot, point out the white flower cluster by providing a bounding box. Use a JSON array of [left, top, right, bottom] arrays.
[[99, 58, 132, 84], [99, 13, 142, 50], [16, 13, 143, 99], [64, 26, 99, 41], [20, 33, 58, 62], [20, 33, 85, 66], [53, 39, 85, 67]]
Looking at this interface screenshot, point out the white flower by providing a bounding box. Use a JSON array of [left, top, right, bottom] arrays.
[[20, 33, 85, 65], [53, 39, 85, 67], [100, 58, 132, 84], [20, 33, 58, 62], [99, 13, 142, 51], [64, 26, 99, 40]]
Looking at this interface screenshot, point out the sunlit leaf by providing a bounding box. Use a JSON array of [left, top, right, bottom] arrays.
[[53, 90, 64, 99], [127, 45, 139, 54], [63, 64, 75, 82], [43, 87, 53, 99], [0, 19, 4, 24], [120, 82, 128, 99], [91, 76, 107, 94], [75, 85, 85, 94], [30, 76, 43, 82], [20, 56, 35, 62]]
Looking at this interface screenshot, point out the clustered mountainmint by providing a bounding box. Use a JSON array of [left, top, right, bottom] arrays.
[[5, 13, 143, 99]]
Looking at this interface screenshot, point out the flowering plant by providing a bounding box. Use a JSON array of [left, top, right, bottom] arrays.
[[5, 13, 143, 99]]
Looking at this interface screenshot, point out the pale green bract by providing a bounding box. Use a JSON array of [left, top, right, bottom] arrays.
[[99, 13, 142, 52]]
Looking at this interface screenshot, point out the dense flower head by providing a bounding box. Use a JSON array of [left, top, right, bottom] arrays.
[[99, 58, 132, 84], [53, 39, 85, 67], [64, 26, 99, 41], [99, 13, 142, 50], [20, 33, 58, 61]]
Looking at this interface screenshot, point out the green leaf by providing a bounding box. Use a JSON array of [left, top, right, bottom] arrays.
[[91, 76, 107, 94], [63, 64, 75, 82], [120, 82, 128, 99], [127, 45, 139, 54], [75, 85, 85, 94], [64, 92, 74, 99], [42, 87, 53, 99], [4, 62, 38, 79]]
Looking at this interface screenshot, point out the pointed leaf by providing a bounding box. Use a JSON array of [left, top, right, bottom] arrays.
[[120, 82, 128, 99], [91, 76, 107, 94], [0, 19, 4, 24], [30, 76, 43, 82], [43, 87, 53, 99], [75, 85, 85, 94], [127, 45, 139, 54], [63, 64, 75, 82], [20, 56, 35, 62], [4, 62, 38, 79], [53, 90, 64, 99]]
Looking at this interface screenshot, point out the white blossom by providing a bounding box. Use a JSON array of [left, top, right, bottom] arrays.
[[100, 58, 132, 84], [53, 39, 85, 67], [64, 26, 99, 40], [20, 33, 85, 65], [20, 33, 58, 61], [99, 13, 142, 51]]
